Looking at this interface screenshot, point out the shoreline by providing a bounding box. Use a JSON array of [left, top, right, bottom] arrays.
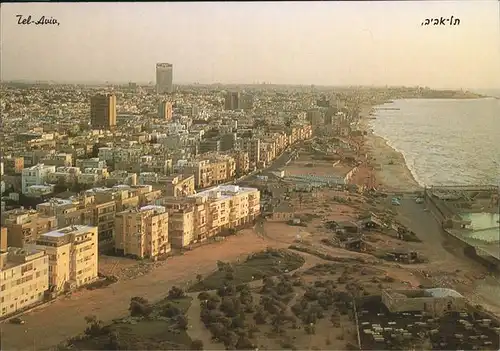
[[358, 105, 423, 193]]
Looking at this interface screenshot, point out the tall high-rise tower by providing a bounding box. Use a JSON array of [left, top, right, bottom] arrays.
[[224, 91, 240, 110], [158, 101, 173, 120], [156, 63, 173, 94], [90, 94, 116, 130]]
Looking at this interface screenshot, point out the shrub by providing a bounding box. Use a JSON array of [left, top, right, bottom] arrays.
[[129, 297, 152, 317], [305, 324, 316, 335], [209, 322, 227, 339], [220, 297, 241, 318], [197, 292, 209, 301], [253, 310, 267, 325], [168, 286, 185, 299], [83, 315, 107, 337], [190, 339, 204, 350], [235, 335, 254, 350], [176, 315, 188, 330], [161, 303, 181, 318]]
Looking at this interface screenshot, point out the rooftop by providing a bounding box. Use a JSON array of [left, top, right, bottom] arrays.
[[40, 225, 95, 238], [190, 184, 258, 199], [140, 205, 165, 212]]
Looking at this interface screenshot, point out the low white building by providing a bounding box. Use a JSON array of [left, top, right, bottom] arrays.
[[21, 164, 56, 194]]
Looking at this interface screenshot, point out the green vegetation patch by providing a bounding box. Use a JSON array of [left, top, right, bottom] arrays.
[[188, 248, 305, 292], [58, 288, 193, 350]]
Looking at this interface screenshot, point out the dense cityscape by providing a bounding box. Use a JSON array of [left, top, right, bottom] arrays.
[[0, 62, 499, 351]]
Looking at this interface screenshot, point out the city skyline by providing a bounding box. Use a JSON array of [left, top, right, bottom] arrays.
[[2, 1, 500, 90]]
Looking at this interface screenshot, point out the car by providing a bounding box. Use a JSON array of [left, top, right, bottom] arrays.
[[391, 198, 401, 206], [415, 197, 424, 204], [9, 317, 25, 325]]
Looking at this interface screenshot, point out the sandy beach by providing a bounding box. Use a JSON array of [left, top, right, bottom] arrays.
[[359, 107, 422, 193]]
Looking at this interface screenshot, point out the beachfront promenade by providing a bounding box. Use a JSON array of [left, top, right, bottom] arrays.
[[428, 185, 499, 192], [448, 229, 500, 264]]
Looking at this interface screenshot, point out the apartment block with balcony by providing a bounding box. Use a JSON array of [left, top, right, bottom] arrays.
[[182, 159, 213, 189], [162, 185, 260, 247], [164, 174, 195, 198], [46, 166, 82, 184], [76, 158, 107, 170], [37, 198, 87, 228], [40, 153, 73, 167], [20, 150, 54, 168], [106, 170, 137, 187], [33, 225, 98, 293], [0, 227, 7, 252], [182, 155, 236, 189], [239, 138, 260, 170], [92, 200, 116, 243], [190, 185, 260, 238], [114, 205, 171, 259], [259, 141, 276, 167], [3, 156, 24, 174], [1, 209, 57, 248], [168, 205, 195, 249], [0, 247, 49, 318], [233, 150, 250, 176]]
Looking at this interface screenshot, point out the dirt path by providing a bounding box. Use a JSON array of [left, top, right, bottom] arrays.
[[185, 293, 223, 350]]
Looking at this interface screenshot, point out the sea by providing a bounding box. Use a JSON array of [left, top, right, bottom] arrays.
[[369, 97, 500, 187]]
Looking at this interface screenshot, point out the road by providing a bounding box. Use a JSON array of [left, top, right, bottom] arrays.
[[395, 196, 458, 264], [240, 148, 296, 183]]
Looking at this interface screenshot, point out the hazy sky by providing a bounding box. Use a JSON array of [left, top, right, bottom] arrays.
[[2, 1, 500, 89]]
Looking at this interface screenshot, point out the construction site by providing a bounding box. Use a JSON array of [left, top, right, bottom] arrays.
[[423, 185, 500, 271]]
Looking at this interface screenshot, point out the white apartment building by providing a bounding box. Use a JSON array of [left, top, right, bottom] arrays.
[[165, 185, 260, 248], [76, 158, 107, 170], [32, 225, 98, 293], [98, 147, 114, 163], [0, 247, 49, 317], [115, 205, 171, 259], [21, 164, 56, 194], [46, 167, 82, 184], [138, 172, 159, 185]]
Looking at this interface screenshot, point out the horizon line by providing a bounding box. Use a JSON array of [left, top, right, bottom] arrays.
[[1, 80, 497, 92]]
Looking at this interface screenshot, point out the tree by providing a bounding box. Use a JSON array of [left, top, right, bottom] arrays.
[[196, 274, 203, 283]]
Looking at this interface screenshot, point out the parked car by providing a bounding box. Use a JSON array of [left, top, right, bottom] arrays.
[[391, 198, 401, 206], [415, 197, 424, 204], [9, 317, 25, 325]]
